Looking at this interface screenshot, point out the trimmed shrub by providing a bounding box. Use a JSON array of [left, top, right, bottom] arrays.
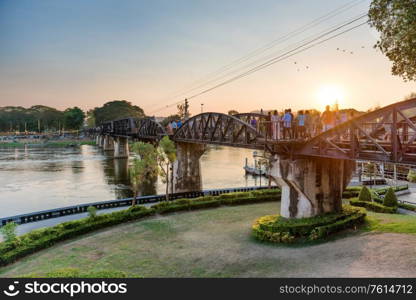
[[358, 186, 372, 202], [383, 187, 398, 208], [252, 205, 366, 243], [349, 198, 396, 213]]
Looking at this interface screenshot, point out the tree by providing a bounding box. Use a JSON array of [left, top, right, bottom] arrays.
[[404, 92, 416, 100], [177, 102, 190, 120], [129, 142, 158, 206], [369, 0, 416, 81], [86, 109, 96, 128], [0, 222, 17, 243], [92, 100, 145, 125], [63, 107, 85, 130], [364, 162, 378, 185], [157, 136, 177, 201], [87, 206, 97, 218], [228, 110, 239, 115]]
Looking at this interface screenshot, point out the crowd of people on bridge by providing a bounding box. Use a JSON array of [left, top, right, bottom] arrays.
[[251, 105, 356, 140], [165, 120, 182, 135], [162, 104, 357, 140]]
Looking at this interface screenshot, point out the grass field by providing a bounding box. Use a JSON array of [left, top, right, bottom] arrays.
[[1, 202, 416, 278]]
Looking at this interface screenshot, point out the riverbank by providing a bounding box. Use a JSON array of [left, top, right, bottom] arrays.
[[2, 202, 416, 278]]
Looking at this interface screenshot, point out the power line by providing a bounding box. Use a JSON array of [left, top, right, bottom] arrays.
[[147, 0, 367, 113], [149, 14, 368, 114], [187, 21, 368, 100], [172, 13, 368, 102]]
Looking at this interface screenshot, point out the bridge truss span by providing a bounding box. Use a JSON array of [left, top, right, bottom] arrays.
[[298, 98, 416, 164], [173, 112, 265, 149], [134, 117, 167, 141]]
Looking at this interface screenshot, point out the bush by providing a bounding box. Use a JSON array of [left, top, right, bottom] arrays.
[[358, 186, 372, 202], [349, 198, 396, 213], [0, 222, 17, 243], [407, 169, 416, 183], [252, 205, 366, 243], [87, 206, 97, 218], [383, 187, 398, 207]]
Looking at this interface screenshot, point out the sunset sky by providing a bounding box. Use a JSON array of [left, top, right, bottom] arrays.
[[0, 0, 415, 116]]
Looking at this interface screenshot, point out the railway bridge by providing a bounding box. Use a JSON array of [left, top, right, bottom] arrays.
[[89, 98, 416, 219]]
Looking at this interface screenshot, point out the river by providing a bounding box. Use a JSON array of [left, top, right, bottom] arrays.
[[0, 145, 266, 217]]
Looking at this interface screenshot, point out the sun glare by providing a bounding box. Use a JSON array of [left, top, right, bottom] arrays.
[[316, 85, 345, 110]]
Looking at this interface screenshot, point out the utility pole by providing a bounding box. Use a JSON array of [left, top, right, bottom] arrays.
[[201, 103, 204, 114], [184, 98, 189, 120]]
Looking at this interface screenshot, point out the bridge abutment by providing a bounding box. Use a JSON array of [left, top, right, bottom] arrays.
[[172, 142, 205, 193], [114, 137, 129, 159], [270, 155, 354, 218]]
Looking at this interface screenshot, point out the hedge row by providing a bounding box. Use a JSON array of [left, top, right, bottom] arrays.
[[375, 185, 409, 195], [0, 206, 154, 266], [349, 198, 396, 214], [153, 189, 281, 214], [252, 205, 366, 243], [342, 185, 409, 199], [0, 189, 281, 267], [398, 202, 416, 212]]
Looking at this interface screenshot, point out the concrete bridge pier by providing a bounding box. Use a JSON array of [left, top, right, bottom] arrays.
[[103, 135, 114, 151], [269, 155, 355, 218], [97, 135, 104, 148], [114, 136, 129, 159], [172, 142, 205, 193]]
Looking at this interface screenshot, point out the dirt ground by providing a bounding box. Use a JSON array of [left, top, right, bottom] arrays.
[[1, 202, 416, 277]]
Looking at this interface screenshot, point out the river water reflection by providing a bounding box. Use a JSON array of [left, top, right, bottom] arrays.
[[0, 145, 265, 217]]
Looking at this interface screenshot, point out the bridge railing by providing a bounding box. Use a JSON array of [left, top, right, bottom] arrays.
[[0, 186, 277, 227]]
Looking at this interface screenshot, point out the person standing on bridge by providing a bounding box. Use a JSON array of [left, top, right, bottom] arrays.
[[271, 110, 279, 140], [282, 109, 292, 139], [266, 111, 272, 139], [171, 120, 178, 133], [250, 116, 257, 129], [304, 110, 311, 138], [321, 105, 335, 132], [166, 122, 173, 135], [296, 110, 305, 139]]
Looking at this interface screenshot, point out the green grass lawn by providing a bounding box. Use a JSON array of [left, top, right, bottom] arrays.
[[2, 202, 416, 278], [365, 211, 416, 234]]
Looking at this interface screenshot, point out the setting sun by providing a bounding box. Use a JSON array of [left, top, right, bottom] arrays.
[[316, 85, 345, 110]]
